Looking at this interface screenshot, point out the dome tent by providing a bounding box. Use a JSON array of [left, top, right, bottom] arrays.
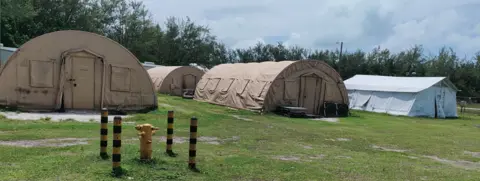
[[0, 30, 157, 112], [147, 66, 205, 96], [194, 60, 349, 116]]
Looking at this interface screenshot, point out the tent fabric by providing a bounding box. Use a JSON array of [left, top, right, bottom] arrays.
[[344, 74, 459, 92], [194, 60, 349, 114], [0, 30, 157, 112], [345, 75, 458, 118], [147, 66, 205, 96]]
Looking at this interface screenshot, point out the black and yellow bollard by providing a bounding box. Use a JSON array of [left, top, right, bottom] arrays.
[[166, 110, 177, 157], [100, 108, 109, 159], [188, 117, 200, 172], [112, 116, 122, 175]]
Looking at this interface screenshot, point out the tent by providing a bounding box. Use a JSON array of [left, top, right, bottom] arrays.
[[194, 60, 349, 115], [0, 44, 17, 68], [147, 66, 205, 96], [345, 74, 459, 118], [0, 30, 157, 112]]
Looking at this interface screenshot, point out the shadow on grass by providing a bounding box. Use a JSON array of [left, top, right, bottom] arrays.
[[111, 167, 128, 178]]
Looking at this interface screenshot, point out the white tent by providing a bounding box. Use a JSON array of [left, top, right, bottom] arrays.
[[345, 74, 459, 118]]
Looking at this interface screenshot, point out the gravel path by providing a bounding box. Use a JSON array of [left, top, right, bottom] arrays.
[[0, 111, 130, 122]]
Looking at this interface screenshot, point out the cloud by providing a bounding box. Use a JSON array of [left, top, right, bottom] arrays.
[[139, 0, 480, 58]]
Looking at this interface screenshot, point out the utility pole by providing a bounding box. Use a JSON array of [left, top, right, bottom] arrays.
[[337, 41, 343, 61]]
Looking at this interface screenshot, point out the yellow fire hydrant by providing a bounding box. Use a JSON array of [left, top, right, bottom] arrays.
[[135, 124, 159, 160]]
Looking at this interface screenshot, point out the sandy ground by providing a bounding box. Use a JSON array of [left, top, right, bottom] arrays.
[[311, 117, 339, 123], [0, 111, 131, 122], [0, 138, 89, 147]]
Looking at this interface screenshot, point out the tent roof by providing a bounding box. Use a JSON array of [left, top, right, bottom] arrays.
[[344, 74, 459, 93], [204, 61, 295, 81], [147, 66, 181, 78]]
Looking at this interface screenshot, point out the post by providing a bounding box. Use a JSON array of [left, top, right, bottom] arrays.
[[188, 117, 199, 172], [339, 41, 343, 61], [166, 110, 177, 157], [112, 116, 122, 174], [100, 108, 109, 159]]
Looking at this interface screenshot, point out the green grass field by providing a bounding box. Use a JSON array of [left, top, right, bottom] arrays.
[[1, 95, 480, 181], [466, 103, 480, 109]]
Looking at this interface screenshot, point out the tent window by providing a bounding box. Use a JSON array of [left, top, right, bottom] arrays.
[[258, 81, 271, 97], [199, 79, 209, 90], [130, 69, 140, 93], [237, 80, 251, 95], [283, 80, 299, 100], [221, 78, 235, 92], [30, 60, 54, 88], [110, 65, 131, 92], [207, 78, 221, 91]]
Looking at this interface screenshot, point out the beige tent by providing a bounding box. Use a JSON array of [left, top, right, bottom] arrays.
[[194, 60, 349, 115], [147, 66, 205, 96], [0, 30, 157, 112]]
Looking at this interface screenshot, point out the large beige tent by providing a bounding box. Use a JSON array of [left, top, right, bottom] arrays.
[[194, 60, 349, 115], [0, 30, 157, 112], [147, 66, 205, 96]]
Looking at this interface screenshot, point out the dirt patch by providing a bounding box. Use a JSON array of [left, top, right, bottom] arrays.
[[335, 156, 352, 159], [407, 156, 419, 159], [308, 154, 325, 159], [0, 162, 19, 168], [311, 118, 339, 123], [303, 145, 313, 149], [423, 155, 480, 170], [273, 155, 301, 161], [198, 136, 221, 145], [464, 151, 480, 158], [0, 111, 130, 122], [326, 138, 351, 142], [231, 115, 253, 121], [274, 154, 326, 162], [0, 138, 89, 147], [371, 145, 409, 153]]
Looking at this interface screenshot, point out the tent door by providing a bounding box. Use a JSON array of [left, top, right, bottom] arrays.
[[299, 75, 322, 114], [183, 74, 197, 90], [64, 56, 96, 109], [435, 88, 446, 118]]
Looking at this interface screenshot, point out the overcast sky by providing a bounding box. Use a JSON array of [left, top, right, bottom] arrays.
[[140, 0, 480, 58]]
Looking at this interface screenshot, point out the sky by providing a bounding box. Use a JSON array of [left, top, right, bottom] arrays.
[[140, 0, 480, 59]]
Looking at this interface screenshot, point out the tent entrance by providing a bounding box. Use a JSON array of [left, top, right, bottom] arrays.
[[183, 74, 197, 90], [66, 56, 95, 109], [299, 74, 323, 114], [56, 49, 105, 111]]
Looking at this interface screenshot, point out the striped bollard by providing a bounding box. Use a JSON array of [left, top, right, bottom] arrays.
[[188, 117, 200, 172], [166, 110, 177, 157], [100, 108, 109, 159], [112, 116, 122, 175]]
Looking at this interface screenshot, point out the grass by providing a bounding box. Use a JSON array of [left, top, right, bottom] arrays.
[[0, 95, 479, 181], [466, 103, 480, 109]]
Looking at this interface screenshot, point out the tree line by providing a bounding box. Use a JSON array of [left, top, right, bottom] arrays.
[[1, 0, 479, 97]]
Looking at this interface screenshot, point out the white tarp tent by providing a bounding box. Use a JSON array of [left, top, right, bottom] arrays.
[[345, 74, 459, 118]]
